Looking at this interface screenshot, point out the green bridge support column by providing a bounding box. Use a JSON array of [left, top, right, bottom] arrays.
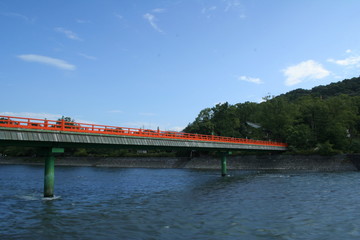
[[221, 154, 227, 177], [44, 154, 55, 197], [219, 151, 232, 177], [43, 147, 64, 198], [220, 152, 232, 177]]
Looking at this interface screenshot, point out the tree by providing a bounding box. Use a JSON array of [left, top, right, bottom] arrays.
[[184, 108, 215, 135], [256, 96, 297, 142]]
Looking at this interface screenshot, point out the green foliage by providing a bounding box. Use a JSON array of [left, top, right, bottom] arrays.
[[1, 146, 37, 157], [184, 77, 360, 154], [73, 148, 88, 157], [315, 141, 341, 155], [349, 138, 360, 153], [59, 116, 75, 122], [286, 124, 314, 151]]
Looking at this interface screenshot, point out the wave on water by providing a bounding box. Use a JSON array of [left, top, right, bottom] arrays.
[[18, 194, 41, 201], [42, 195, 61, 201], [17, 194, 61, 201]]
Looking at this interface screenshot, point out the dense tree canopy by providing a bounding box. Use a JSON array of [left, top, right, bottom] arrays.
[[184, 77, 360, 154]]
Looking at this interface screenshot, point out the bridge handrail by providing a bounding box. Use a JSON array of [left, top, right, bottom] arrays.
[[0, 115, 288, 147]]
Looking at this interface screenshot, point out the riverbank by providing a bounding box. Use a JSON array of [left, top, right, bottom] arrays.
[[1, 154, 359, 171]]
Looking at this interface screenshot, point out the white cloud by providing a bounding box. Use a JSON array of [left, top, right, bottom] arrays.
[[238, 75, 263, 84], [55, 27, 82, 41], [282, 60, 330, 86], [143, 13, 164, 33], [327, 56, 360, 67], [346, 49, 352, 53], [17, 54, 76, 70]]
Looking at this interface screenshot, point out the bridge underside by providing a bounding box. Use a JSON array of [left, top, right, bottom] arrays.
[[0, 128, 287, 151]]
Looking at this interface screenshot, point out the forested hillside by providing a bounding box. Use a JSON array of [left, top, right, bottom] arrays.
[[279, 77, 360, 101], [184, 77, 360, 154]]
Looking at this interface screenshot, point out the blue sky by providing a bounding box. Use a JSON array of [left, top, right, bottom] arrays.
[[1, 0, 360, 131]]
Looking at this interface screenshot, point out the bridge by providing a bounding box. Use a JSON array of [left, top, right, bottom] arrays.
[[0, 115, 288, 197]]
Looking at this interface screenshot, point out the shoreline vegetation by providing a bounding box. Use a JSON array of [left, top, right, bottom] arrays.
[[184, 77, 360, 155]]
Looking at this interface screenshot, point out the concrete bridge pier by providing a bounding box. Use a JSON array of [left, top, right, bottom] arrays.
[[43, 147, 64, 198]]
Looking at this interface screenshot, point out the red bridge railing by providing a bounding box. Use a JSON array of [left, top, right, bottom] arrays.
[[0, 115, 288, 147]]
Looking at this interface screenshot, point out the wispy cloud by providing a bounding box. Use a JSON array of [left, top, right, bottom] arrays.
[[201, 6, 217, 18], [202, 6, 217, 13], [238, 75, 263, 84], [115, 13, 123, 20], [325, 50, 360, 78], [223, 0, 246, 18], [143, 13, 164, 33], [76, 19, 90, 24], [224, 0, 241, 11], [282, 60, 330, 86], [55, 27, 82, 41], [17, 54, 76, 71], [114, 13, 132, 29], [201, 1, 245, 18], [152, 8, 166, 13], [1, 12, 35, 23], [78, 53, 97, 60], [327, 56, 360, 67]]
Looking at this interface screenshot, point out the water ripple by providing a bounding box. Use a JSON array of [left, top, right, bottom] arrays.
[[1, 165, 360, 239]]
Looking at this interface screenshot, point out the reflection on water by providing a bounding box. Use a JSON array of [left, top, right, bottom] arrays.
[[1, 165, 360, 239]]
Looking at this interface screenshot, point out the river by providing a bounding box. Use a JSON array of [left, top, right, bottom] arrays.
[[1, 164, 360, 239]]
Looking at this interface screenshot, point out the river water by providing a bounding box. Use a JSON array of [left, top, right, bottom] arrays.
[[1, 165, 360, 240]]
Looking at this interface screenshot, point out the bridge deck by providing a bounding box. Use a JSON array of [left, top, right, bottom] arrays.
[[0, 127, 286, 151], [0, 116, 287, 151]]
